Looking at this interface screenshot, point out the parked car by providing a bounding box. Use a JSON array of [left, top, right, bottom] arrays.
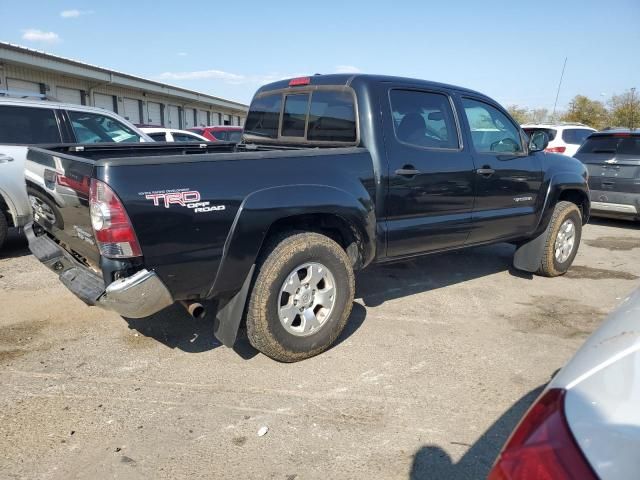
[[0, 97, 152, 249], [25, 74, 589, 362], [574, 129, 640, 221], [188, 126, 243, 142], [141, 127, 210, 143], [489, 287, 640, 479], [522, 123, 596, 156]]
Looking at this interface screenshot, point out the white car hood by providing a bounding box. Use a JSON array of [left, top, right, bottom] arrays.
[[549, 288, 640, 479]]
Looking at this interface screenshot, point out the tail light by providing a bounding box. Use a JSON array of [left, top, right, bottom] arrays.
[[488, 389, 596, 480], [545, 146, 567, 153], [89, 179, 142, 258]]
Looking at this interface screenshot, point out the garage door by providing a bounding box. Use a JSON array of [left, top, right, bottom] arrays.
[[147, 102, 162, 126], [167, 105, 180, 128], [7, 78, 41, 95], [94, 93, 116, 112], [57, 87, 83, 105], [184, 108, 196, 128], [197, 110, 208, 127], [123, 98, 141, 124]]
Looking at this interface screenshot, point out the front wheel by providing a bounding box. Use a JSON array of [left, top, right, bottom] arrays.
[[537, 201, 582, 277], [246, 232, 355, 362]]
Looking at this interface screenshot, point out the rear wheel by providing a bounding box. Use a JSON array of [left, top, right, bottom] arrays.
[[537, 201, 582, 277], [246, 232, 355, 362]]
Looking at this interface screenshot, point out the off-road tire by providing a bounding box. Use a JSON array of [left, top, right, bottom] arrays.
[[536, 201, 582, 277], [246, 232, 355, 362], [0, 211, 8, 251]]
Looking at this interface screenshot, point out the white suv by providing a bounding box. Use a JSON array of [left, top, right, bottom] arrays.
[[522, 123, 596, 157], [0, 95, 151, 249]]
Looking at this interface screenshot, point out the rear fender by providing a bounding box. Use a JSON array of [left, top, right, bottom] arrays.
[[209, 184, 375, 347]]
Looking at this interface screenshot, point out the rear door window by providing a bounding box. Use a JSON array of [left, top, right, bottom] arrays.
[[212, 131, 227, 141], [389, 90, 459, 149], [173, 133, 205, 142], [68, 111, 141, 143], [228, 131, 243, 142], [147, 133, 167, 142], [281, 94, 309, 137], [562, 128, 593, 145], [0, 105, 62, 144], [244, 93, 282, 139]]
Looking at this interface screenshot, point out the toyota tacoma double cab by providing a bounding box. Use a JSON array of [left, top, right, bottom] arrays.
[[26, 74, 590, 362]]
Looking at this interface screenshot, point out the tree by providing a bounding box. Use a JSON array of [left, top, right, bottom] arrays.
[[507, 105, 529, 125], [529, 108, 550, 124], [608, 89, 640, 129], [560, 95, 609, 130]]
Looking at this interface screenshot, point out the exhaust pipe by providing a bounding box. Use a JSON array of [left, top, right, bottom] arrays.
[[181, 301, 206, 319]]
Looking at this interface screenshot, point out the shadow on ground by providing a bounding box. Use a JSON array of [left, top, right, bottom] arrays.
[[123, 301, 368, 359], [357, 243, 529, 307], [410, 385, 545, 480], [124, 242, 526, 358], [0, 229, 30, 259]]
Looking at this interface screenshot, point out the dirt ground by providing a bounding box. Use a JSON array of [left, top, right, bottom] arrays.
[[1, 218, 639, 480]]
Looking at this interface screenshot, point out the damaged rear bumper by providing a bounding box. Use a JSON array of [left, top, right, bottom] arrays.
[[26, 223, 173, 318]]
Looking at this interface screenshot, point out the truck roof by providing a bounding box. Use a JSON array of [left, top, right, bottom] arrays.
[[255, 73, 491, 100]]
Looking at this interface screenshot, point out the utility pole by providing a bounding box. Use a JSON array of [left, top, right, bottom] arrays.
[[552, 57, 568, 122]]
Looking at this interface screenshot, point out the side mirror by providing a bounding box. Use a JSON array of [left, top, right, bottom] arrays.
[[528, 131, 549, 153]]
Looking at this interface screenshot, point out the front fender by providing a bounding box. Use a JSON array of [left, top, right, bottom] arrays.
[[209, 184, 376, 299], [535, 170, 590, 237]]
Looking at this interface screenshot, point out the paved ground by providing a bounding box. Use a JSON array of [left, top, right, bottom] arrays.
[[1, 218, 639, 480]]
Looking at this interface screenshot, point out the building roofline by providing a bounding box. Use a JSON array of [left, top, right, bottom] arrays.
[[0, 42, 248, 112]]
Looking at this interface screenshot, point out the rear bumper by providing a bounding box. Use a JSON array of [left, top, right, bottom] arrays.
[[26, 223, 173, 318], [589, 190, 640, 220]]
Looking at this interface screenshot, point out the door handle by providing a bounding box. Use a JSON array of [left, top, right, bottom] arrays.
[[476, 167, 495, 176], [0, 154, 13, 163], [395, 166, 421, 177]]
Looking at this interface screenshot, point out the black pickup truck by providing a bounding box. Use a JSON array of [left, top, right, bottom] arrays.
[[26, 74, 590, 362]]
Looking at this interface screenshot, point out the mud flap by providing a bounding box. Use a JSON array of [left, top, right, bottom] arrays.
[[213, 264, 255, 347], [513, 222, 551, 273]]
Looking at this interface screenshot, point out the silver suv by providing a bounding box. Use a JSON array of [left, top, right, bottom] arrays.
[[0, 95, 151, 249]]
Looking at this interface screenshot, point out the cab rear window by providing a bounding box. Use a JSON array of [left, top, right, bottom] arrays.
[[244, 88, 357, 143], [244, 94, 282, 138]]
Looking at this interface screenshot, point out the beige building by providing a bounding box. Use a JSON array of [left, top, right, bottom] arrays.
[[0, 42, 247, 128]]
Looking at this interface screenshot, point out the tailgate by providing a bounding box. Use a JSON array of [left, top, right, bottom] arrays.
[[26, 147, 101, 269]]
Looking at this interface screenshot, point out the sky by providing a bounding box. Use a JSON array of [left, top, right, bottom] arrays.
[[0, 0, 638, 110]]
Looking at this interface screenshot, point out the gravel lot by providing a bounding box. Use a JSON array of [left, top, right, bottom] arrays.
[[1, 219, 639, 480]]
